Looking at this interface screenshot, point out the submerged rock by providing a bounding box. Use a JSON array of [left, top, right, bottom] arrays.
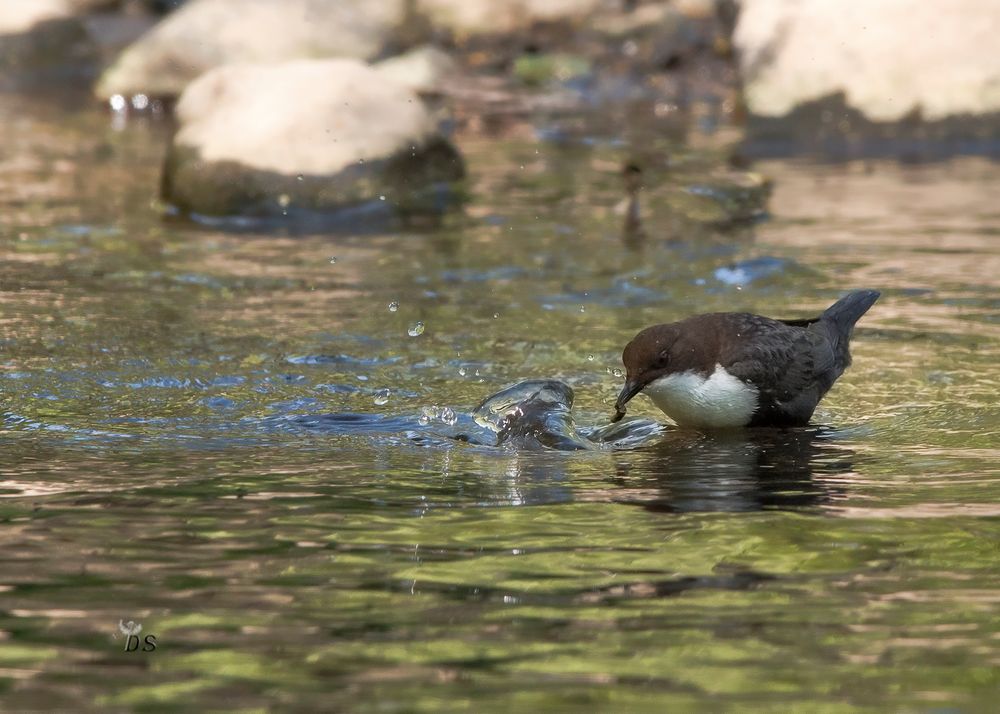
[[735, 0, 1000, 121], [160, 59, 464, 221], [95, 0, 410, 100], [678, 171, 772, 223]]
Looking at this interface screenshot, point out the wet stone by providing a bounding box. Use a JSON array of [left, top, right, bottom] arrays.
[[160, 59, 465, 224]]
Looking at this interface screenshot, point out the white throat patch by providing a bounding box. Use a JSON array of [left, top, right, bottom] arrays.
[[643, 364, 758, 428]]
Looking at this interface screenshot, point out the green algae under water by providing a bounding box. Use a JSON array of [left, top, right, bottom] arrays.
[[0, 97, 999, 712]]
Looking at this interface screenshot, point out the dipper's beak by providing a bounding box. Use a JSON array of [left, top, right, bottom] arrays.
[[611, 379, 643, 422]]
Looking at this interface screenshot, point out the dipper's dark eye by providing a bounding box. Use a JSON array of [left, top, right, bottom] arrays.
[[656, 353, 670, 369]]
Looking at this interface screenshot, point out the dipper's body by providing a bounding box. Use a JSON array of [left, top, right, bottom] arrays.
[[613, 290, 880, 428]]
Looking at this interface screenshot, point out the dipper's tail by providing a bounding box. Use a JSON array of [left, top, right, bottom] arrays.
[[818, 289, 880, 368], [822, 289, 880, 333]]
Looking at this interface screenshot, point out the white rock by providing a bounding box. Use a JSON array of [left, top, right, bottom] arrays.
[[175, 60, 436, 175], [417, 0, 604, 35], [373, 45, 457, 95], [96, 0, 407, 99], [0, 0, 72, 35], [735, 0, 1000, 121], [162, 59, 464, 217]]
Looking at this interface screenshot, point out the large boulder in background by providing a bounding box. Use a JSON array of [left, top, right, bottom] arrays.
[[418, 0, 604, 36], [161, 59, 464, 220], [96, 0, 410, 99], [735, 0, 1000, 121], [0, 1, 73, 33]]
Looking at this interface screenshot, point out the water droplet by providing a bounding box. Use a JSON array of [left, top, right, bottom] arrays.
[[440, 407, 457, 426], [373, 388, 390, 406], [587, 354, 595, 361], [407, 321, 425, 337], [358, 158, 365, 165], [296, 174, 304, 181], [388, 301, 399, 312], [109, 94, 126, 112], [579, 306, 586, 313], [379, 195, 386, 201], [493, 312, 500, 319], [612, 368, 624, 378], [474, 369, 481, 377], [278, 194, 291, 208], [328, 256, 337, 264], [131, 93, 149, 111], [458, 367, 467, 376]]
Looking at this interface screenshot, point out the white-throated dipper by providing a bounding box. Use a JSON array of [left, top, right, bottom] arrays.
[[612, 290, 880, 428]]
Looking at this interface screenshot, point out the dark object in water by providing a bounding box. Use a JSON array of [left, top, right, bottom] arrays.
[[612, 290, 880, 428], [472, 379, 594, 450], [621, 162, 645, 248]]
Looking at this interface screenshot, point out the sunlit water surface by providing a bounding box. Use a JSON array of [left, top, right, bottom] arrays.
[[1, 97, 998, 711]]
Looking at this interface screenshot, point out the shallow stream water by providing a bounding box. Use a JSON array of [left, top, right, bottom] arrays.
[[1, 96, 998, 711]]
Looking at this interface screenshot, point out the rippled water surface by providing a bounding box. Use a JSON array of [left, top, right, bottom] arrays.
[[1, 97, 999, 711]]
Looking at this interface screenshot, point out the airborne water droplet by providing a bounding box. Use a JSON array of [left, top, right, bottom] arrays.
[[493, 312, 500, 319], [328, 256, 337, 264], [612, 368, 623, 378], [419, 406, 438, 426], [407, 321, 425, 337], [373, 388, 390, 406], [379, 195, 386, 201], [587, 354, 595, 361], [440, 407, 457, 426], [458, 366, 467, 376], [388, 301, 399, 312]]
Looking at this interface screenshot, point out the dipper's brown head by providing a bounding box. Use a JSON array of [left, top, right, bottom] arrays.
[[612, 324, 681, 422]]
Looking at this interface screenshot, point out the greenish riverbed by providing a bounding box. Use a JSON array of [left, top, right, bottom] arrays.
[[1, 97, 998, 711]]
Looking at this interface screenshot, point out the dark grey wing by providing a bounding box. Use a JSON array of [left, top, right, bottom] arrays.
[[719, 316, 837, 425]]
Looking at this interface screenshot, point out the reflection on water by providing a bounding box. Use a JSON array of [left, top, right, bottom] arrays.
[[0, 97, 998, 710], [613, 427, 853, 512]]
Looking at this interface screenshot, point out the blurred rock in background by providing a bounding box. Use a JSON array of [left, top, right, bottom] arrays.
[[735, 0, 1000, 157], [95, 0, 412, 100], [160, 59, 465, 221]]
